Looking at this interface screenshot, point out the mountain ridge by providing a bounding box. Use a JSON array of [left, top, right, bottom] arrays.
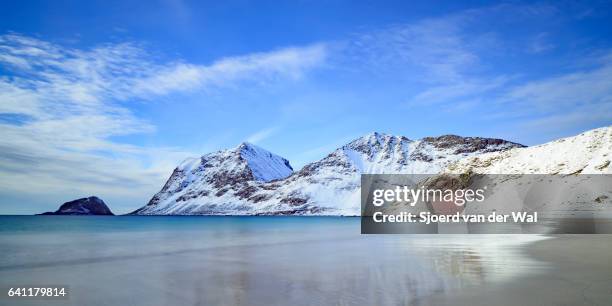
[[131, 131, 525, 215], [446, 126, 611, 174]]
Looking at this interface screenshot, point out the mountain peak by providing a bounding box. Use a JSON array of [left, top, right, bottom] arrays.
[[365, 131, 384, 139], [236, 141, 257, 151], [363, 131, 401, 141], [234, 142, 293, 182], [347, 132, 406, 146], [342, 132, 410, 156]]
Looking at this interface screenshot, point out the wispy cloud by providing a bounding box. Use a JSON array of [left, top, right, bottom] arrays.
[[330, 2, 607, 142], [341, 16, 478, 83], [528, 32, 555, 54], [246, 127, 280, 144], [339, 6, 504, 106], [410, 76, 512, 106], [499, 52, 612, 134], [337, 3, 564, 109], [131, 44, 327, 96], [504, 56, 612, 111], [0, 34, 326, 213]]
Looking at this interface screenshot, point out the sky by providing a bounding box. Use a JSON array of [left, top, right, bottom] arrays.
[[1, 0, 611, 214]]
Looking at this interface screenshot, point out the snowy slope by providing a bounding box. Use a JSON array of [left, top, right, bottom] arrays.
[[260, 133, 523, 215], [238, 143, 293, 181], [132, 132, 521, 215], [131, 142, 293, 215], [446, 126, 612, 174], [440, 126, 612, 216]]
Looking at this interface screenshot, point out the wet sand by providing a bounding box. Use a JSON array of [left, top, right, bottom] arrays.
[[424, 235, 612, 306], [1, 216, 611, 306]]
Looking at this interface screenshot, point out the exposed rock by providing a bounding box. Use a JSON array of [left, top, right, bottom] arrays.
[[39, 196, 114, 215]]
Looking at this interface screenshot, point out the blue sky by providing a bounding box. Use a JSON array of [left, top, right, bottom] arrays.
[[1, 0, 611, 214]]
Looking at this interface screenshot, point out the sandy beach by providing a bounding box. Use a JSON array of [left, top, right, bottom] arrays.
[[1, 217, 611, 306], [424, 235, 612, 306]]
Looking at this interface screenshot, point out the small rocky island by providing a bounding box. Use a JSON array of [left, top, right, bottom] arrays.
[[40, 196, 114, 215]]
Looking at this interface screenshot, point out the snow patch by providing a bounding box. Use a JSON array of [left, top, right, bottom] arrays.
[[238, 142, 293, 182]]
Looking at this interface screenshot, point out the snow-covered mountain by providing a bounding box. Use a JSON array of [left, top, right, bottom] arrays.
[[446, 126, 611, 174], [442, 126, 612, 217], [131, 142, 293, 215], [131, 132, 522, 215]]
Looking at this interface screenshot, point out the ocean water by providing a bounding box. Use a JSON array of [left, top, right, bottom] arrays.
[[0, 216, 551, 306]]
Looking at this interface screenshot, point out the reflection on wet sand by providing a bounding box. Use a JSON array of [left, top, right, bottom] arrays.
[[398, 235, 550, 285], [0, 217, 608, 306]]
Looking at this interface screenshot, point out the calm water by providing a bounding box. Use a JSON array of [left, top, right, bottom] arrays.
[[0, 216, 551, 306]]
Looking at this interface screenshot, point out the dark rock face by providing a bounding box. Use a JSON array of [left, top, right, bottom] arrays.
[[422, 135, 525, 154], [40, 196, 114, 215]]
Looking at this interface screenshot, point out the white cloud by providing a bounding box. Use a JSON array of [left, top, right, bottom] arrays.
[[132, 44, 327, 96], [246, 127, 280, 144], [0, 34, 326, 213], [504, 58, 612, 111], [500, 53, 612, 129], [410, 76, 511, 106]]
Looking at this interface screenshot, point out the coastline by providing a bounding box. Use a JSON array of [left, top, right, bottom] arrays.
[[1, 216, 611, 305]]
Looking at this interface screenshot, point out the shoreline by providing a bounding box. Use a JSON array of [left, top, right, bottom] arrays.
[[1, 217, 611, 305]]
